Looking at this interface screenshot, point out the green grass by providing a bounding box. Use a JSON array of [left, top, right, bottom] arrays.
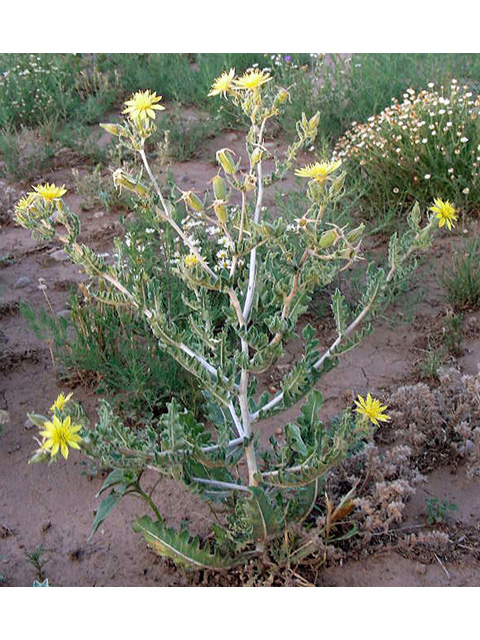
[[442, 237, 480, 311], [20, 291, 203, 423], [3, 53, 480, 140], [308, 53, 480, 144]]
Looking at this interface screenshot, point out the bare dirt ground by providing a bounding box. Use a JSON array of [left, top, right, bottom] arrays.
[[1, 128, 480, 587]]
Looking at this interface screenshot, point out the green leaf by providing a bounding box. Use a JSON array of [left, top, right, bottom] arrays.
[[287, 478, 321, 523], [159, 399, 185, 451], [133, 516, 243, 569], [299, 390, 324, 430], [241, 487, 284, 544], [285, 423, 308, 456], [27, 413, 49, 428], [96, 468, 137, 498], [331, 288, 349, 337], [89, 491, 122, 539]]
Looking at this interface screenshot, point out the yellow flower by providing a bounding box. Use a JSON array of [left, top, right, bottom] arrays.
[[185, 253, 199, 268], [40, 415, 82, 460], [295, 160, 342, 183], [429, 198, 458, 230], [49, 392, 73, 413], [208, 68, 235, 97], [234, 69, 272, 91], [354, 394, 391, 426], [123, 90, 165, 122], [15, 192, 39, 211], [32, 183, 67, 203]]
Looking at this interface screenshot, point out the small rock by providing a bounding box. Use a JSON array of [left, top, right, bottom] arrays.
[[415, 563, 427, 575], [465, 439, 475, 453], [274, 427, 283, 437], [226, 132, 239, 142], [49, 249, 69, 262], [56, 309, 71, 319], [93, 210, 105, 219], [0, 410, 9, 425], [13, 276, 31, 289], [24, 418, 35, 430]]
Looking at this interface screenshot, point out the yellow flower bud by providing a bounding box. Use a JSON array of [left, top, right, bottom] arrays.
[[185, 254, 199, 268], [308, 112, 320, 134], [212, 176, 227, 201], [273, 88, 290, 108], [216, 148, 238, 175], [100, 123, 123, 136]]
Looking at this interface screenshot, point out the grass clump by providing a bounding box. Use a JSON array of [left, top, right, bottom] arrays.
[[442, 237, 480, 311]]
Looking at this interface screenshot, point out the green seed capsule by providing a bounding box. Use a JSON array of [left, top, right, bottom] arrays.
[[112, 169, 148, 197], [250, 147, 263, 167], [216, 148, 237, 175], [329, 171, 346, 196], [346, 223, 365, 244], [213, 176, 227, 201], [319, 228, 340, 249], [133, 181, 149, 197], [213, 200, 228, 226], [183, 191, 204, 212]]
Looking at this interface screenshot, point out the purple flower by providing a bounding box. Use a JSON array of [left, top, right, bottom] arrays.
[[285, 55, 291, 63]]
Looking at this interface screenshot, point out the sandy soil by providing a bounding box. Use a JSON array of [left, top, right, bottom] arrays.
[[1, 128, 480, 587]]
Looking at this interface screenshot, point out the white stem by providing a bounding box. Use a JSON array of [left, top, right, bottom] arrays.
[[192, 477, 251, 493], [228, 400, 245, 437], [139, 436, 246, 462], [242, 120, 266, 324], [239, 338, 258, 484]]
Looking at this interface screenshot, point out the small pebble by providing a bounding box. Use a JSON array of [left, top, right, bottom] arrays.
[[49, 249, 69, 262], [14, 276, 31, 289]]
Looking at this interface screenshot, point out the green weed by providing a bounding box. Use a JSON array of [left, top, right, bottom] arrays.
[[425, 496, 458, 524], [24, 545, 47, 583]]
